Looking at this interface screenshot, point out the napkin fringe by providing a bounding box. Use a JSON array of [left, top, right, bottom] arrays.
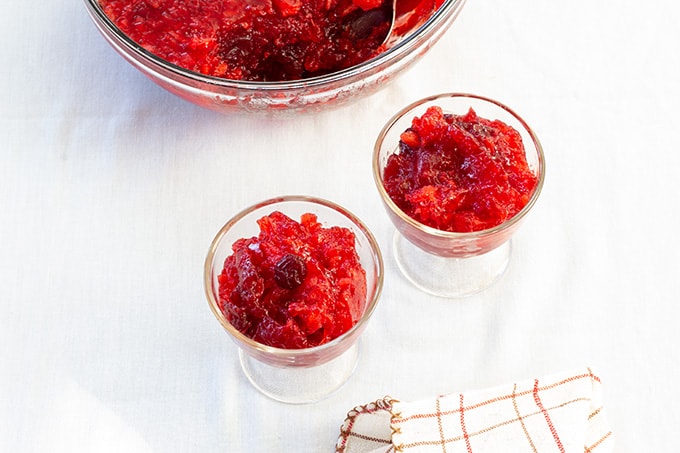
[[336, 396, 399, 453]]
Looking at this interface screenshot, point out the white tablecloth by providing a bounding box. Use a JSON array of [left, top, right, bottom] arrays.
[[1, 0, 678, 451]]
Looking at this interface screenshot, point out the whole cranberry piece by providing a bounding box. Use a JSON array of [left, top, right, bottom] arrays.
[[273, 254, 307, 289]]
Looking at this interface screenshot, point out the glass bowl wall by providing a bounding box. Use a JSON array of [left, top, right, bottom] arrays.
[[82, 0, 467, 114]]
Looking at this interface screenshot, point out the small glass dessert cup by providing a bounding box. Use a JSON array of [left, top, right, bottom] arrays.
[[204, 196, 384, 404], [373, 93, 545, 298]]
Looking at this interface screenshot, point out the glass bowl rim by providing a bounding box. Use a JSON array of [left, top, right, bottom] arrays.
[[372, 92, 546, 240], [82, 0, 466, 90], [203, 195, 384, 358]]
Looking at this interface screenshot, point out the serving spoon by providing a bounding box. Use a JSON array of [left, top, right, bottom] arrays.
[[347, 0, 439, 49], [383, 0, 439, 47]]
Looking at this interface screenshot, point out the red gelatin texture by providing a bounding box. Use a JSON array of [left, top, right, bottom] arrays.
[[383, 106, 538, 232], [217, 211, 367, 349], [98, 0, 392, 81]]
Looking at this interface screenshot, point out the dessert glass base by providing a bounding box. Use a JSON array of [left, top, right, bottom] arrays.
[[393, 231, 511, 298], [239, 342, 359, 404]]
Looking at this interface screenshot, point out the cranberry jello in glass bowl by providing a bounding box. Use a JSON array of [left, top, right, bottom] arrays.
[[373, 93, 545, 298], [204, 196, 383, 403], [82, 0, 467, 113]]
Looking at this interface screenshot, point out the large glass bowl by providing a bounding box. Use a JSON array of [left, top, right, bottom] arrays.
[[204, 196, 384, 403], [82, 0, 467, 114], [373, 93, 545, 297]]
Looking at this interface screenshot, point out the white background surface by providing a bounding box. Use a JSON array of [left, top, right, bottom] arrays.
[[2, 0, 679, 451]]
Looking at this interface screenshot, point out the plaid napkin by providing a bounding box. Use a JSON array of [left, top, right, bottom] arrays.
[[336, 368, 613, 452]]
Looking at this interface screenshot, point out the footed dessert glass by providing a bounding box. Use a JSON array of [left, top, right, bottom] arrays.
[[204, 196, 384, 403], [373, 93, 545, 297]]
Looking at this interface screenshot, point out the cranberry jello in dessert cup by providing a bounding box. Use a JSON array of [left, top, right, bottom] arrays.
[[373, 93, 545, 298], [204, 196, 383, 403]]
